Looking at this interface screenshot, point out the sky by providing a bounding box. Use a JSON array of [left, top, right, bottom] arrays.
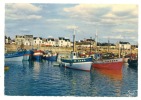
[[5, 3, 138, 44]]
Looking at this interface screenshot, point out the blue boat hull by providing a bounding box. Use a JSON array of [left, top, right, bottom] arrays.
[[23, 50, 34, 61], [5, 50, 34, 61], [45, 56, 57, 61], [5, 51, 26, 61], [5, 56, 23, 61]]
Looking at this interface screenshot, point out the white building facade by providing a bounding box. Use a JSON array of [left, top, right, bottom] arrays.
[[58, 37, 71, 47], [23, 35, 33, 46], [46, 38, 56, 46], [33, 37, 43, 46], [116, 42, 131, 50], [15, 35, 24, 45]]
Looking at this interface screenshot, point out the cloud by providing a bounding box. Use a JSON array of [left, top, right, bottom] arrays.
[[46, 19, 63, 22], [19, 28, 30, 32], [111, 4, 138, 17], [5, 3, 42, 20], [102, 35, 137, 40], [27, 15, 42, 19], [6, 3, 41, 13], [66, 25, 79, 30], [64, 4, 138, 25], [102, 35, 124, 39], [112, 29, 136, 33]]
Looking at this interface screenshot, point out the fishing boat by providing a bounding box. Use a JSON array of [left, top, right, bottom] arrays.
[[92, 34, 123, 70], [5, 50, 26, 61], [5, 49, 34, 61], [33, 50, 44, 61], [123, 53, 133, 63], [128, 59, 138, 67], [23, 50, 34, 61], [92, 53, 123, 70], [61, 51, 93, 71], [60, 27, 93, 71], [128, 53, 138, 68], [43, 51, 58, 61]]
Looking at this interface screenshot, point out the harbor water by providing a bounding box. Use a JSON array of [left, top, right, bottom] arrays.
[[4, 60, 137, 96]]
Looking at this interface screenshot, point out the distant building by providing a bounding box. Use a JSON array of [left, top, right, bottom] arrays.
[[76, 38, 96, 48], [33, 37, 42, 46], [15, 35, 24, 45], [116, 41, 131, 50], [58, 37, 71, 47], [58, 37, 65, 47], [42, 38, 47, 46], [11, 40, 15, 44], [55, 39, 59, 47], [23, 35, 33, 46], [47, 38, 56, 46], [64, 39, 71, 47], [5, 36, 11, 44]]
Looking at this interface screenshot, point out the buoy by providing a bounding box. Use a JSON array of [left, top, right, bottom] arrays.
[[5, 66, 9, 71]]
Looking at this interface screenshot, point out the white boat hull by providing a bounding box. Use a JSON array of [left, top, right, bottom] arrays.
[[61, 62, 92, 71], [5, 56, 23, 61]]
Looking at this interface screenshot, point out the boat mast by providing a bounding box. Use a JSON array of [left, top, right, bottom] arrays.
[[90, 37, 92, 55], [108, 37, 110, 52], [95, 29, 98, 53], [73, 28, 75, 52], [118, 41, 120, 58]]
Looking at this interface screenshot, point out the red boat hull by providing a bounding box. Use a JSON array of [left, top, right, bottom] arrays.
[[92, 58, 123, 70]]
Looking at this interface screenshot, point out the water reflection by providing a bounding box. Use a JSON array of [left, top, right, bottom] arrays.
[[5, 61, 137, 96], [59, 67, 91, 96], [32, 61, 41, 80], [90, 68, 123, 96], [95, 68, 123, 81]]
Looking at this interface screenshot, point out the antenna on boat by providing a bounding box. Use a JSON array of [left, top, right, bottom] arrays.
[[73, 28, 76, 52], [95, 29, 98, 53], [108, 37, 110, 52], [118, 41, 121, 58]]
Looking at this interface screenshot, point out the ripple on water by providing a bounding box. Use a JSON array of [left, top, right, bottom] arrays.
[[5, 61, 138, 96]]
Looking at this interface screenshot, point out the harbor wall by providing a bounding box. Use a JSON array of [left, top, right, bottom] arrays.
[[5, 44, 138, 54]]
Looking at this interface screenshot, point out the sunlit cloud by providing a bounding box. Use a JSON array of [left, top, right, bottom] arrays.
[[5, 4, 138, 44], [5, 3, 42, 20]]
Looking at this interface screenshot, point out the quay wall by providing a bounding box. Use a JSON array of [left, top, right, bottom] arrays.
[[5, 44, 138, 54], [5, 44, 72, 53]]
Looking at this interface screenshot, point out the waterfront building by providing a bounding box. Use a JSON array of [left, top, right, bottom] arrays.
[[11, 40, 15, 44], [15, 35, 24, 45], [33, 37, 43, 46], [76, 38, 96, 48], [58, 37, 71, 47], [58, 37, 65, 47], [47, 38, 56, 46], [42, 38, 47, 46], [55, 39, 59, 47], [5, 36, 11, 44], [64, 39, 71, 47], [116, 41, 131, 50], [23, 35, 33, 46]]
